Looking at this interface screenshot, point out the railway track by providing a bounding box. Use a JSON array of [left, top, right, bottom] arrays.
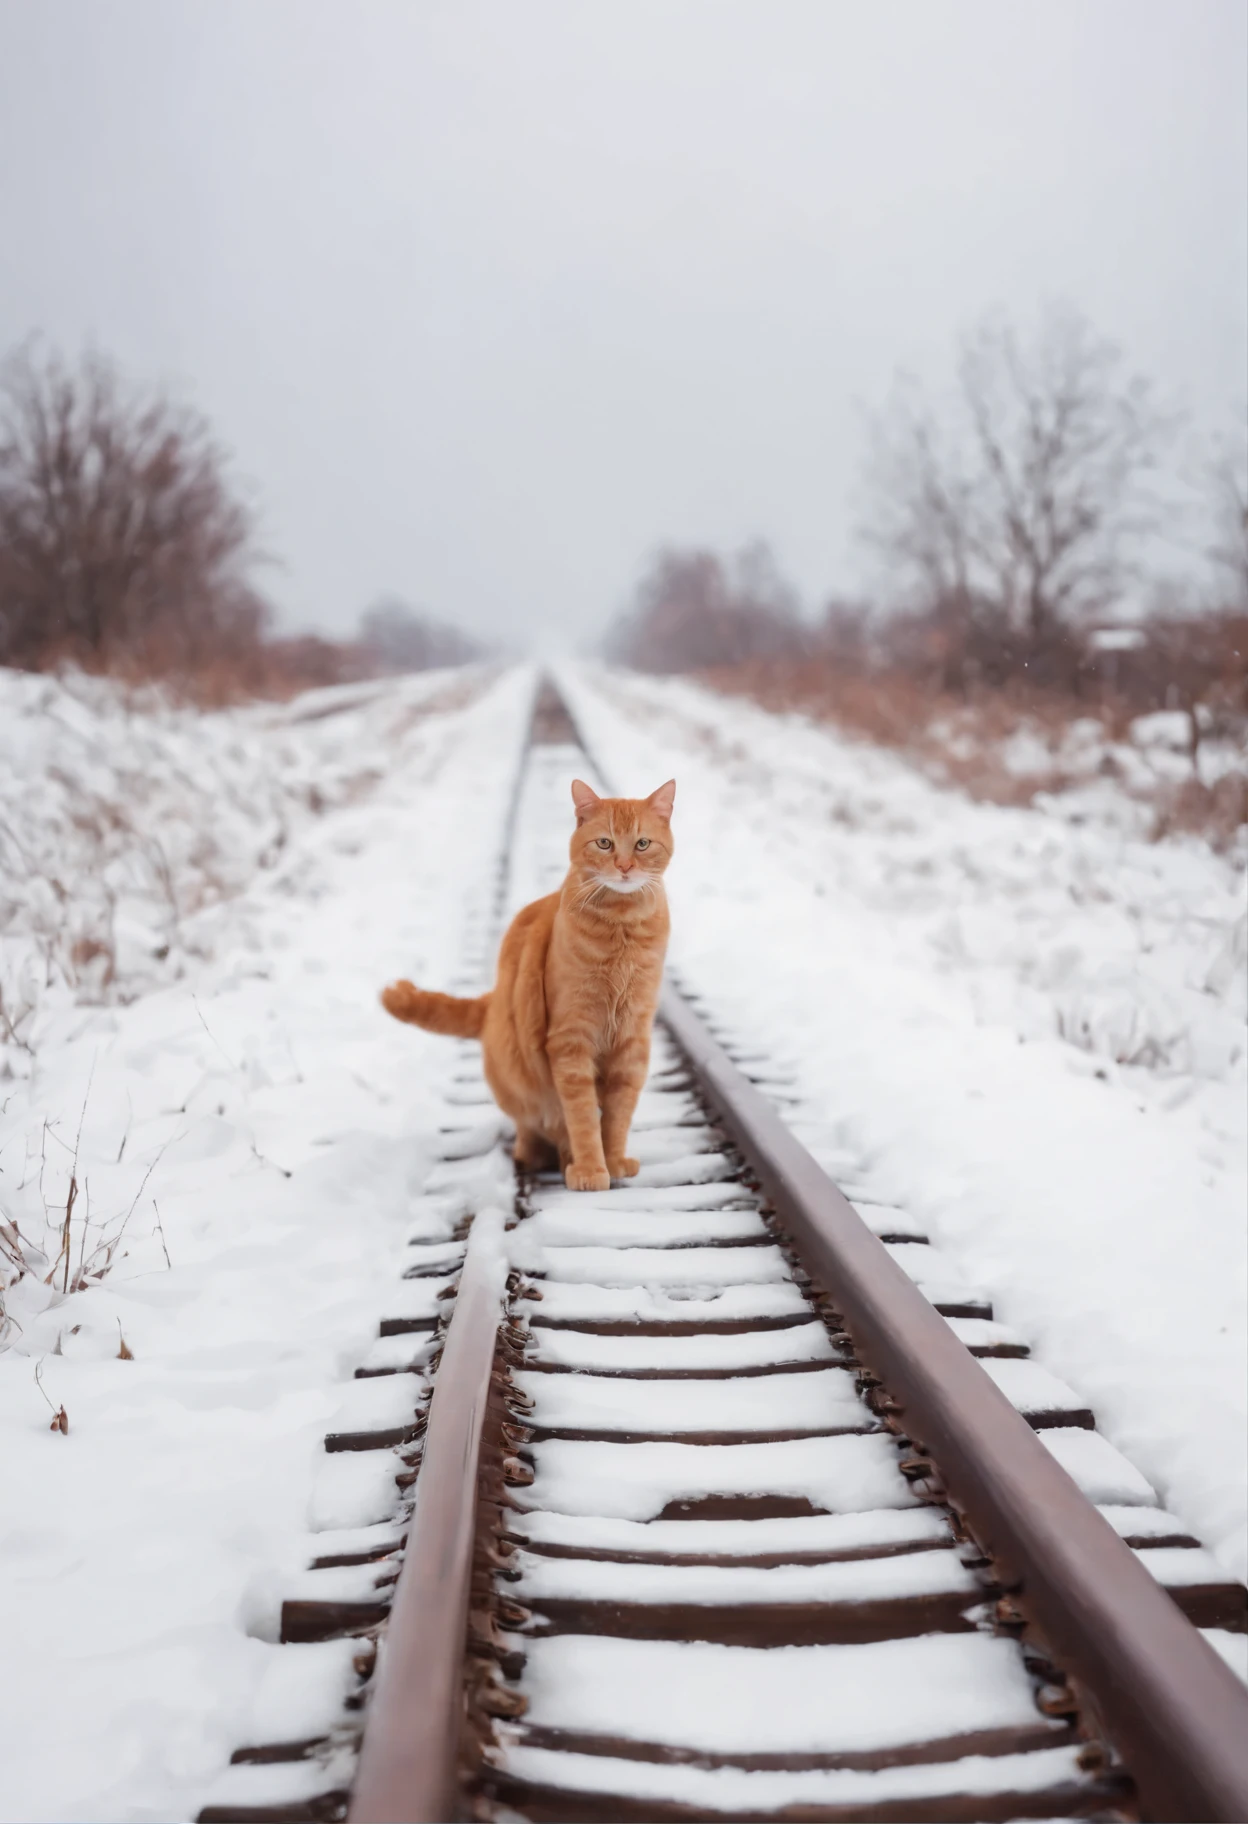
[[201, 679, 1248, 1824]]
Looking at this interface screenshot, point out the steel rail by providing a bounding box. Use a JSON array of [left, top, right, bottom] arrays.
[[348, 1208, 509, 1824], [660, 983, 1248, 1824]]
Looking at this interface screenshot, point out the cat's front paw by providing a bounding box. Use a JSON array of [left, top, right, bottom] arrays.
[[565, 1162, 611, 1192], [607, 1156, 640, 1179]]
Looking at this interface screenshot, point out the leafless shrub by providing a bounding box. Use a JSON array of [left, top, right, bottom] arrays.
[[606, 541, 807, 672], [1151, 772, 1248, 852], [358, 598, 484, 673]]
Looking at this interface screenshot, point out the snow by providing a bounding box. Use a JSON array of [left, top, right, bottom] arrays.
[[511, 1365, 865, 1435], [0, 666, 535, 1823], [528, 1179, 750, 1212], [1038, 1428, 1157, 1506], [3, 656, 1242, 1819], [242, 1636, 363, 1743], [976, 1357, 1089, 1418], [559, 664, 1247, 1583], [520, 1278, 812, 1326], [514, 1543, 979, 1607], [324, 1373, 424, 1434], [517, 1242, 792, 1286], [943, 1315, 1031, 1353], [510, 1631, 1052, 1752], [509, 1505, 950, 1560], [851, 1199, 930, 1239], [1134, 1545, 1231, 1589], [0, 664, 481, 1051], [524, 1318, 837, 1372], [519, 1434, 921, 1522], [625, 1150, 739, 1186], [494, 1743, 1087, 1811], [523, 1203, 767, 1248]]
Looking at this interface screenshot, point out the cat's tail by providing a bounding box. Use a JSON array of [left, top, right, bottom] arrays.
[[380, 980, 489, 1038]]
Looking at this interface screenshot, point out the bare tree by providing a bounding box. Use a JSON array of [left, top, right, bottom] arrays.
[[0, 343, 269, 679], [861, 305, 1171, 687], [606, 541, 806, 672], [357, 597, 482, 673]]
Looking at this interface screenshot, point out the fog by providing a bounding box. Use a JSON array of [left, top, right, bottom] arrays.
[[0, 0, 1243, 648]]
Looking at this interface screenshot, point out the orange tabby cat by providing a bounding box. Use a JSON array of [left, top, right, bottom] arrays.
[[381, 778, 676, 1191]]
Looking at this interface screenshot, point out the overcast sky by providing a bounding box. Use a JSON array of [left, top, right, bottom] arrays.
[[0, 1, 1244, 648]]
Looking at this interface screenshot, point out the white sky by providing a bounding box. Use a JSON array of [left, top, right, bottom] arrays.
[[0, 0, 1244, 648]]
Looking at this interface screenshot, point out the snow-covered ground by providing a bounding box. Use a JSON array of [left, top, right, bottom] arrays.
[[559, 664, 1248, 1587], [0, 667, 533, 1822], [0, 664, 487, 1052], [2, 658, 1244, 1820]]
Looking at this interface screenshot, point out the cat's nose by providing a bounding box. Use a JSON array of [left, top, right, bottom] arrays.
[[617, 861, 634, 874]]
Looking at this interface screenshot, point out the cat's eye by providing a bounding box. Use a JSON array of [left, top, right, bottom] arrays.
[[596, 837, 613, 850], [635, 838, 651, 850]]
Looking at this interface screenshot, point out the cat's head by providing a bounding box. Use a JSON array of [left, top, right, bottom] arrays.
[[568, 778, 675, 897]]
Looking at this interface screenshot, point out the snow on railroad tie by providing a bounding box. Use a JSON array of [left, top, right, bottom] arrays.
[[527, 1179, 759, 1215], [516, 1434, 922, 1523], [509, 1505, 951, 1563], [488, 1743, 1091, 1818], [485, 1636, 1094, 1818], [506, 1632, 1055, 1755], [626, 1151, 742, 1187], [524, 1320, 840, 1374], [513, 1366, 870, 1440], [605, 1122, 725, 1164], [520, 1201, 768, 1251], [625, 1089, 706, 1128], [512, 1543, 981, 1618], [519, 1278, 814, 1331], [521, 1243, 794, 1288]]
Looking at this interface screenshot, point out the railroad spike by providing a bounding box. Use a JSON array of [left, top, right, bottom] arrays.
[[995, 1594, 1028, 1629], [1037, 1682, 1080, 1719], [466, 1608, 504, 1657], [473, 1678, 528, 1720]]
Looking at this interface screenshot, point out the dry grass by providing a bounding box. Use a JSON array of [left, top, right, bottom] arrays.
[[700, 660, 1073, 799], [1151, 773, 1248, 849], [700, 657, 1248, 848]]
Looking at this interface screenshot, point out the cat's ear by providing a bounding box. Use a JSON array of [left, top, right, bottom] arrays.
[[647, 779, 676, 820], [571, 778, 601, 825]]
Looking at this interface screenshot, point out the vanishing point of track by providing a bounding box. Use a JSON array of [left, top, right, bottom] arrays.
[[202, 680, 1248, 1824]]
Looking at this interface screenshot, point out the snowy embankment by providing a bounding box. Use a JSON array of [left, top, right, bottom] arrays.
[[559, 665, 1248, 1586], [0, 666, 533, 1823]]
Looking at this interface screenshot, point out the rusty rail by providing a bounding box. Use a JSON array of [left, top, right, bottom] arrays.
[[660, 983, 1248, 1824], [348, 1207, 509, 1824]]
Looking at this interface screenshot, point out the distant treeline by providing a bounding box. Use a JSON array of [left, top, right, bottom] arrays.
[[605, 306, 1247, 753], [0, 343, 483, 700]]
